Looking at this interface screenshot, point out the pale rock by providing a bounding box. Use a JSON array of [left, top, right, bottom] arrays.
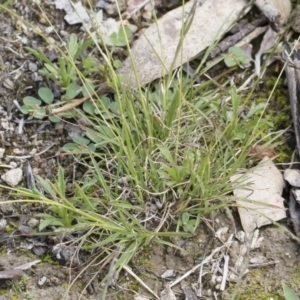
[[0, 219, 7, 231], [284, 168, 300, 188], [1, 168, 23, 187]]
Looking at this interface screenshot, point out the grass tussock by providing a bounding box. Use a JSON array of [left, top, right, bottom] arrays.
[[0, 1, 287, 296]]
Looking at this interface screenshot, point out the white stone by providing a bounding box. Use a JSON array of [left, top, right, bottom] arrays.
[[1, 168, 22, 187], [0, 219, 7, 231], [9, 161, 17, 168], [38, 276, 47, 286]]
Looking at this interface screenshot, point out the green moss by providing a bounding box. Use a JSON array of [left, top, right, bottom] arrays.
[[127, 281, 140, 292], [246, 75, 292, 163], [41, 254, 59, 265], [117, 293, 125, 299], [228, 270, 285, 300], [133, 245, 153, 269]]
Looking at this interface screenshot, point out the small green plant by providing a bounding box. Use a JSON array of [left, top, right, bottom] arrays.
[[177, 212, 199, 233], [109, 26, 133, 47], [35, 166, 97, 230], [224, 46, 252, 68], [20, 83, 95, 122], [20, 87, 57, 121], [63, 135, 96, 153], [282, 282, 299, 300], [25, 33, 96, 88], [11, 274, 31, 299]]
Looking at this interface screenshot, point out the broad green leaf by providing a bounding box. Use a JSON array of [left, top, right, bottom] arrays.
[[282, 282, 299, 300], [83, 100, 95, 115], [23, 96, 41, 106], [101, 96, 111, 108], [20, 105, 32, 114], [33, 107, 46, 119], [63, 143, 79, 152], [110, 101, 119, 113], [72, 136, 90, 145], [66, 83, 81, 100], [85, 128, 104, 143], [88, 143, 96, 152], [38, 87, 54, 104], [82, 57, 97, 69], [109, 26, 132, 47], [49, 115, 61, 123], [185, 223, 194, 233], [181, 212, 190, 225], [68, 33, 79, 58], [224, 55, 237, 67], [113, 59, 122, 69], [224, 46, 251, 68], [82, 82, 95, 97]]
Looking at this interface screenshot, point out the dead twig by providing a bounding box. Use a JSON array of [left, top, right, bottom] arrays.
[[50, 83, 114, 115], [209, 16, 268, 58], [170, 242, 232, 288], [248, 260, 279, 268], [6, 143, 55, 160]]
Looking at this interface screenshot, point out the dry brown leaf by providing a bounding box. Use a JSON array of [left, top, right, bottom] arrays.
[[118, 0, 249, 89], [230, 157, 286, 233], [248, 144, 276, 159]]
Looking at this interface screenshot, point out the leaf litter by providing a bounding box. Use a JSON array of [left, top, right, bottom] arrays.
[[231, 157, 286, 233]]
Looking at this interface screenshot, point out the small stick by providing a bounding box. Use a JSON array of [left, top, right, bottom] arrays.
[[6, 143, 55, 160], [14, 259, 41, 270], [50, 83, 114, 115], [123, 265, 160, 300], [170, 242, 232, 288], [209, 16, 268, 58], [249, 260, 279, 268], [51, 95, 91, 115], [220, 255, 229, 291]]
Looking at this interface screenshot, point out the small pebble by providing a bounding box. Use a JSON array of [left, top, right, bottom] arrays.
[[0, 219, 7, 231], [28, 218, 39, 228], [161, 269, 176, 279], [13, 148, 22, 155], [1, 168, 23, 187], [38, 276, 47, 286], [29, 148, 37, 156], [28, 62, 38, 72], [9, 161, 17, 168]]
